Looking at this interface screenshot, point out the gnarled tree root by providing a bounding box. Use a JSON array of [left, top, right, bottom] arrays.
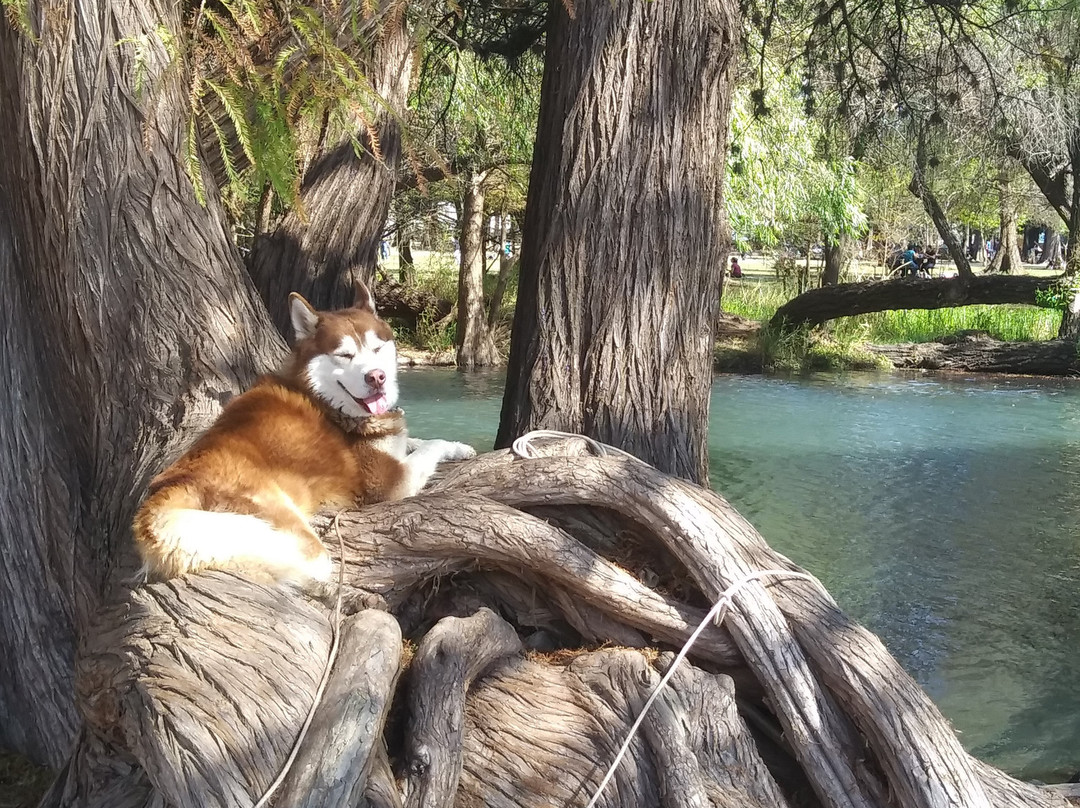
[[61, 438, 1068, 808]]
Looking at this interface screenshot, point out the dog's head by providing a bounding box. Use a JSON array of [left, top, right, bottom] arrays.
[[288, 281, 399, 418]]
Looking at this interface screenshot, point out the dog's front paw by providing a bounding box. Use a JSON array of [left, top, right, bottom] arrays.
[[301, 549, 334, 583], [441, 441, 477, 462]]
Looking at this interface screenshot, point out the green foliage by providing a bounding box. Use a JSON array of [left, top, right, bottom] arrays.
[[727, 65, 867, 253], [1034, 276, 1079, 310], [755, 323, 889, 372], [413, 307, 457, 353], [116, 0, 393, 209], [828, 305, 1059, 343], [1, 0, 33, 37]]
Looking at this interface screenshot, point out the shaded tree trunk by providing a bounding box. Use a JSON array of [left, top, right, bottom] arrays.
[[457, 170, 498, 368], [822, 234, 849, 286], [398, 225, 416, 285], [908, 132, 973, 279], [0, 2, 279, 767], [1043, 226, 1063, 270], [986, 173, 1024, 275], [246, 14, 412, 335], [496, 0, 739, 484]]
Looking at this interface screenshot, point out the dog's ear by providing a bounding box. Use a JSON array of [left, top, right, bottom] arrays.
[[289, 293, 319, 341], [353, 280, 375, 313]]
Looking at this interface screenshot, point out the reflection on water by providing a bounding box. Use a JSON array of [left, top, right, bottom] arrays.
[[399, 368, 1080, 782]]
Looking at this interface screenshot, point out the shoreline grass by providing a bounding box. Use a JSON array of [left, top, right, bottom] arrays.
[[720, 274, 1063, 372], [722, 279, 1060, 345]]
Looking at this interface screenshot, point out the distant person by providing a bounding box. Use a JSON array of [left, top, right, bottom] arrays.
[[899, 244, 919, 278], [919, 245, 936, 277], [729, 256, 743, 278]]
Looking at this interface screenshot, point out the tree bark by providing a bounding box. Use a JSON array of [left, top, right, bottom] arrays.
[[769, 275, 1059, 330], [1042, 226, 1063, 270], [986, 173, 1024, 275], [867, 334, 1080, 375], [456, 170, 499, 368], [496, 0, 738, 485], [0, 2, 280, 767], [822, 234, 849, 286], [246, 13, 412, 335], [55, 441, 1071, 808], [398, 224, 416, 285], [908, 133, 973, 279]]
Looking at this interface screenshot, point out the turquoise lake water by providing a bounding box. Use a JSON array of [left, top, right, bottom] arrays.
[[398, 367, 1080, 783]]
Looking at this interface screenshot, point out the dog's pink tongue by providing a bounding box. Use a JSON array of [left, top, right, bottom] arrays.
[[363, 393, 390, 415]]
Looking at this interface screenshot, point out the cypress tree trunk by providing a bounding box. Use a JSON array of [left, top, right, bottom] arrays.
[[986, 173, 1023, 275], [457, 170, 498, 368], [246, 14, 412, 334], [496, 0, 739, 484], [0, 2, 279, 766], [1043, 226, 1063, 269]]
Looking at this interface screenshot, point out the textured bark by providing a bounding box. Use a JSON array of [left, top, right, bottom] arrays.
[[246, 13, 412, 335], [0, 2, 280, 766], [769, 275, 1059, 330], [867, 334, 1080, 374], [1043, 226, 1063, 269], [986, 175, 1024, 275], [496, 0, 738, 484], [403, 608, 521, 807], [822, 235, 849, 286], [54, 440, 1069, 808], [1008, 147, 1071, 229], [456, 171, 499, 368], [274, 610, 402, 808]]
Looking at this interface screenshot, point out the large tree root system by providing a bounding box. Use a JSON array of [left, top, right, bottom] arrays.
[[49, 437, 1070, 808]]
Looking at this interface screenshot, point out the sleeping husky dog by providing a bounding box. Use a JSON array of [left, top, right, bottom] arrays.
[[133, 281, 475, 582]]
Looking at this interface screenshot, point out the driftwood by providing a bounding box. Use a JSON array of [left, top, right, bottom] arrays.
[[867, 333, 1080, 375], [769, 275, 1059, 330], [51, 436, 1070, 808]]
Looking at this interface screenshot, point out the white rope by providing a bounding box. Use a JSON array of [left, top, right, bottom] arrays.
[[510, 429, 644, 463], [582, 568, 818, 808], [252, 513, 347, 808]]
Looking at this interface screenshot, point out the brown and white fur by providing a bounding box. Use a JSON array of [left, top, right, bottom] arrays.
[[132, 282, 475, 583]]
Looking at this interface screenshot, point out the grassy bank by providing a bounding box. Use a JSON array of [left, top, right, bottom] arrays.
[[719, 273, 1062, 372], [722, 280, 1059, 343]]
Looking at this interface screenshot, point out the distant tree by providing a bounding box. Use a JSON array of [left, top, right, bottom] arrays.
[[409, 49, 539, 368], [726, 66, 867, 287]]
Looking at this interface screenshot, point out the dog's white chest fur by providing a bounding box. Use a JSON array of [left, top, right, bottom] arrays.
[[370, 430, 409, 461]]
